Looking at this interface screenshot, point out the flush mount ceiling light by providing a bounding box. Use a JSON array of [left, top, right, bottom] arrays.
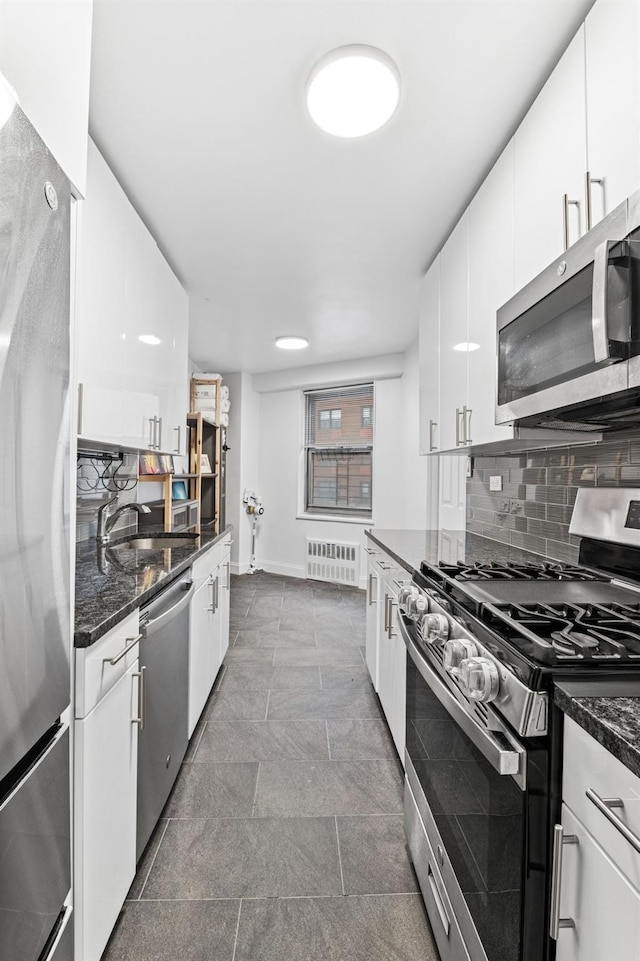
[[138, 334, 162, 346], [306, 45, 400, 138], [453, 342, 480, 352], [275, 336, 309, 350]]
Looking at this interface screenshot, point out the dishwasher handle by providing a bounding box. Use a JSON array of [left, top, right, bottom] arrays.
[[143, 581, 195, 637]]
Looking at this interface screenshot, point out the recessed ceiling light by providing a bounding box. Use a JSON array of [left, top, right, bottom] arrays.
[[138, 334, 162, 346], [306, 45, 400, 138], [275, 336, 309, 350], [453, 342, 480, 352]]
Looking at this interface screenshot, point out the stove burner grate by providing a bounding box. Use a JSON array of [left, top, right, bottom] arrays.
[[436, 560, 606, 583], [484, 600, 640, 663]]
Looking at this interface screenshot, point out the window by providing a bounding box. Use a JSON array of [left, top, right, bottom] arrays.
[[304, 384, 374, 516], [319, 408, 342, 430]]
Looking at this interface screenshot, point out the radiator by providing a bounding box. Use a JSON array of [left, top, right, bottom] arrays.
[[305, 538, 360, 586]]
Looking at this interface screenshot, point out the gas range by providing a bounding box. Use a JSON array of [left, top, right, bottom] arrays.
[[399, 489, 640, 738]]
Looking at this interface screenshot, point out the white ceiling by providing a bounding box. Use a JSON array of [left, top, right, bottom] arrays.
[[89, 0, 595, 375]]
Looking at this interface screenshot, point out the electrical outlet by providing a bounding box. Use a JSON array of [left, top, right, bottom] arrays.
[[489, 475, 503, 492], [510, 499, 524, 514]]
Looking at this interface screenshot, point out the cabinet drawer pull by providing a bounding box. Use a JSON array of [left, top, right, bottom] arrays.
[[103, 633, 143, 666], [562, 194, 580, 251], [429, 418, 437, 452], [464, 407, 472, 445], [367, 572, 377, 606], [132, 666, 146, 729], [585, 170, 603, 231], [392, 578, 407, 589], [549, 824, 578, 939], [77, 382, 84, 435], [586, 789, 640, 853], [388, 598, 398, 638], [427, 864, 450, 938], [364, 547, 378, 555], [383, 592, 390, 633], [173, 425, 181, 453]]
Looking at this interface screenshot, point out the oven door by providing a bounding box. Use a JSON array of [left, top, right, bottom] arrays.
[[496, 197, 633, 428], [401, 617, 529, 961]]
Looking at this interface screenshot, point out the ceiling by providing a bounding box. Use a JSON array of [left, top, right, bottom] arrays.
[[89, 0, 595, 376]]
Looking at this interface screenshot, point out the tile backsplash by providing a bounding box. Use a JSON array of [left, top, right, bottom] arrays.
[[466, 431, 640, 563]]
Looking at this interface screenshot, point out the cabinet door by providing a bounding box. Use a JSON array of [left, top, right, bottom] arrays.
[[188, 577, 215, 737], [389, 618, 406, 766], [514, 28, 586, 290], [585, 0, 640, 227], [556, 804, 640, 961], [365, 560, 381, 690], [377, 586, 395, 730], [159, 265, 189, 457], [218, 549, 231, 662], [76, 141, 127, 446], [438, 212, 469, 451], [418, 256, 440, 453], [468, 141, 515, 448], [74, 662, 139, 961]]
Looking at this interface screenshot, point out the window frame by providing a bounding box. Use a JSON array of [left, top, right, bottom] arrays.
[[303, 383, 374, 519]]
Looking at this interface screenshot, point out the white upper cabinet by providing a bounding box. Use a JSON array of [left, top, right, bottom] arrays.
[[467, 140, 515, 448], [0, 0, 92, 195], [77, 140, 189, 454], [514, 29, 587, 291], [584, 0, 640, 227], [418, 256, 440, 454], [438, 212, 470, 451]]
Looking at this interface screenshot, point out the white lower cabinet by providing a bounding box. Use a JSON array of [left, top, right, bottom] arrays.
[[74, 612, 140, 961], [373, 549, 410, 765], [555, 716, 640, 960], [555, 804, 640, 961], [188, 537, 232, 736], [364, 551, 381, 691]]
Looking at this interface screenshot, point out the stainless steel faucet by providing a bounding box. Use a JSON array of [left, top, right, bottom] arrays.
[[97, 497, 152, 545]]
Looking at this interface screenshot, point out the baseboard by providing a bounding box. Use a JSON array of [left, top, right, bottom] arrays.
[[230, 559, 366, 589]]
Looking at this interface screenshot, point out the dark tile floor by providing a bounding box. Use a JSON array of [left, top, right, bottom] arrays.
[[102, 572, 438, 961]]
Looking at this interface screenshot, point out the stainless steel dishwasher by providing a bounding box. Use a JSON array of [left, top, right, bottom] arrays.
[[136, 572, 194, 859]]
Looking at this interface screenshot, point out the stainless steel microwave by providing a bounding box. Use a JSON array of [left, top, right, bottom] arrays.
[[496, 191, 640, 431]]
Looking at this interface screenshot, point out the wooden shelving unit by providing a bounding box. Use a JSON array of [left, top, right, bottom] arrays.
[[138, 473, 172, 531], [186, 411, 220, 533]]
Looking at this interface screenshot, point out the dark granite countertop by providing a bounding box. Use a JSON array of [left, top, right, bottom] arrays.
[[555, 683, 640, 780], [74, 526, 232, 648], [366, 528, 546, 575]]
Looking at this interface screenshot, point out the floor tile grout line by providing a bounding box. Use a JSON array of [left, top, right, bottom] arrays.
[[230, 898, 243, 961], [334, 816, 346, 897], [264, 690, 270, 721], [136, 818, 170, 900], [325, 719, 332, 761], [250, 762, 261, 817]]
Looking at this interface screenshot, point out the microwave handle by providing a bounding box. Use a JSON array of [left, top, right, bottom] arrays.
[[592, 239, 612, 364]]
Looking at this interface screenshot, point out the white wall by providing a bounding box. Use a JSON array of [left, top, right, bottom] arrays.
[[399, 345, 429, 529], [222, 372, 260, 574]]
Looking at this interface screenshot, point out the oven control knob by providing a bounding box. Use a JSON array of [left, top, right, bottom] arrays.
[[405, 594, 429, 619], [443, 639, 478, 673], [397, 585, 419, 613], [458, 657, 500, 702], [418, 613, 449, 644]]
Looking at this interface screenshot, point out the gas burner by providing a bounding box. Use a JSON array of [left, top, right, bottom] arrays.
[[436, 560, 606, 582], [484, 600, 640, 663]]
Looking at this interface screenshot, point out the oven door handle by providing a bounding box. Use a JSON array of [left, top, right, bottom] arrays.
[[399, 616, 527, 790]]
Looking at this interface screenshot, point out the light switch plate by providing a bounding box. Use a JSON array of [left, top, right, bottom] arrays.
[[489, 475, 503, 492]]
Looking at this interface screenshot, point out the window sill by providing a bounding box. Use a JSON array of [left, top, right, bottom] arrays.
[[295, 513, 372, 525]]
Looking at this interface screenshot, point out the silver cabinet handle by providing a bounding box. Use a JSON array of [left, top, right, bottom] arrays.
[[392, 579, 407, 589], [367, 572, 377, 606], [429, 418, 437, 452], [592, 239, 613, 363], [132, 665, 146, 730], [388, 598, 398, 638], [464, 407, 472, 445], [585, 170, 603, 231], [586, 789, 640, 853], [383, 592, 390, 634], [364, 547, 378, 555], [215, 575, 219, 611], [173, 425, 181, 453], [157, 416, 163, 450], [77, 382, 84, 435], [207, 573, 216, 612], [148, 417, 157, 449], [549, 824, 578, 939], [455, 407, 463, 447], [562, 194, 580, 251], [427, 864, 450, 938], [377, 560, 391, 570], [103, 633, 143, 666]]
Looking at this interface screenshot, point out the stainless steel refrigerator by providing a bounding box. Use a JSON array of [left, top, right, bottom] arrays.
[[0, 88, 73, 961]]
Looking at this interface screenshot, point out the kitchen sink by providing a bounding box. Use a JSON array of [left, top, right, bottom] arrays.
[[111, 536, 198, 551]]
